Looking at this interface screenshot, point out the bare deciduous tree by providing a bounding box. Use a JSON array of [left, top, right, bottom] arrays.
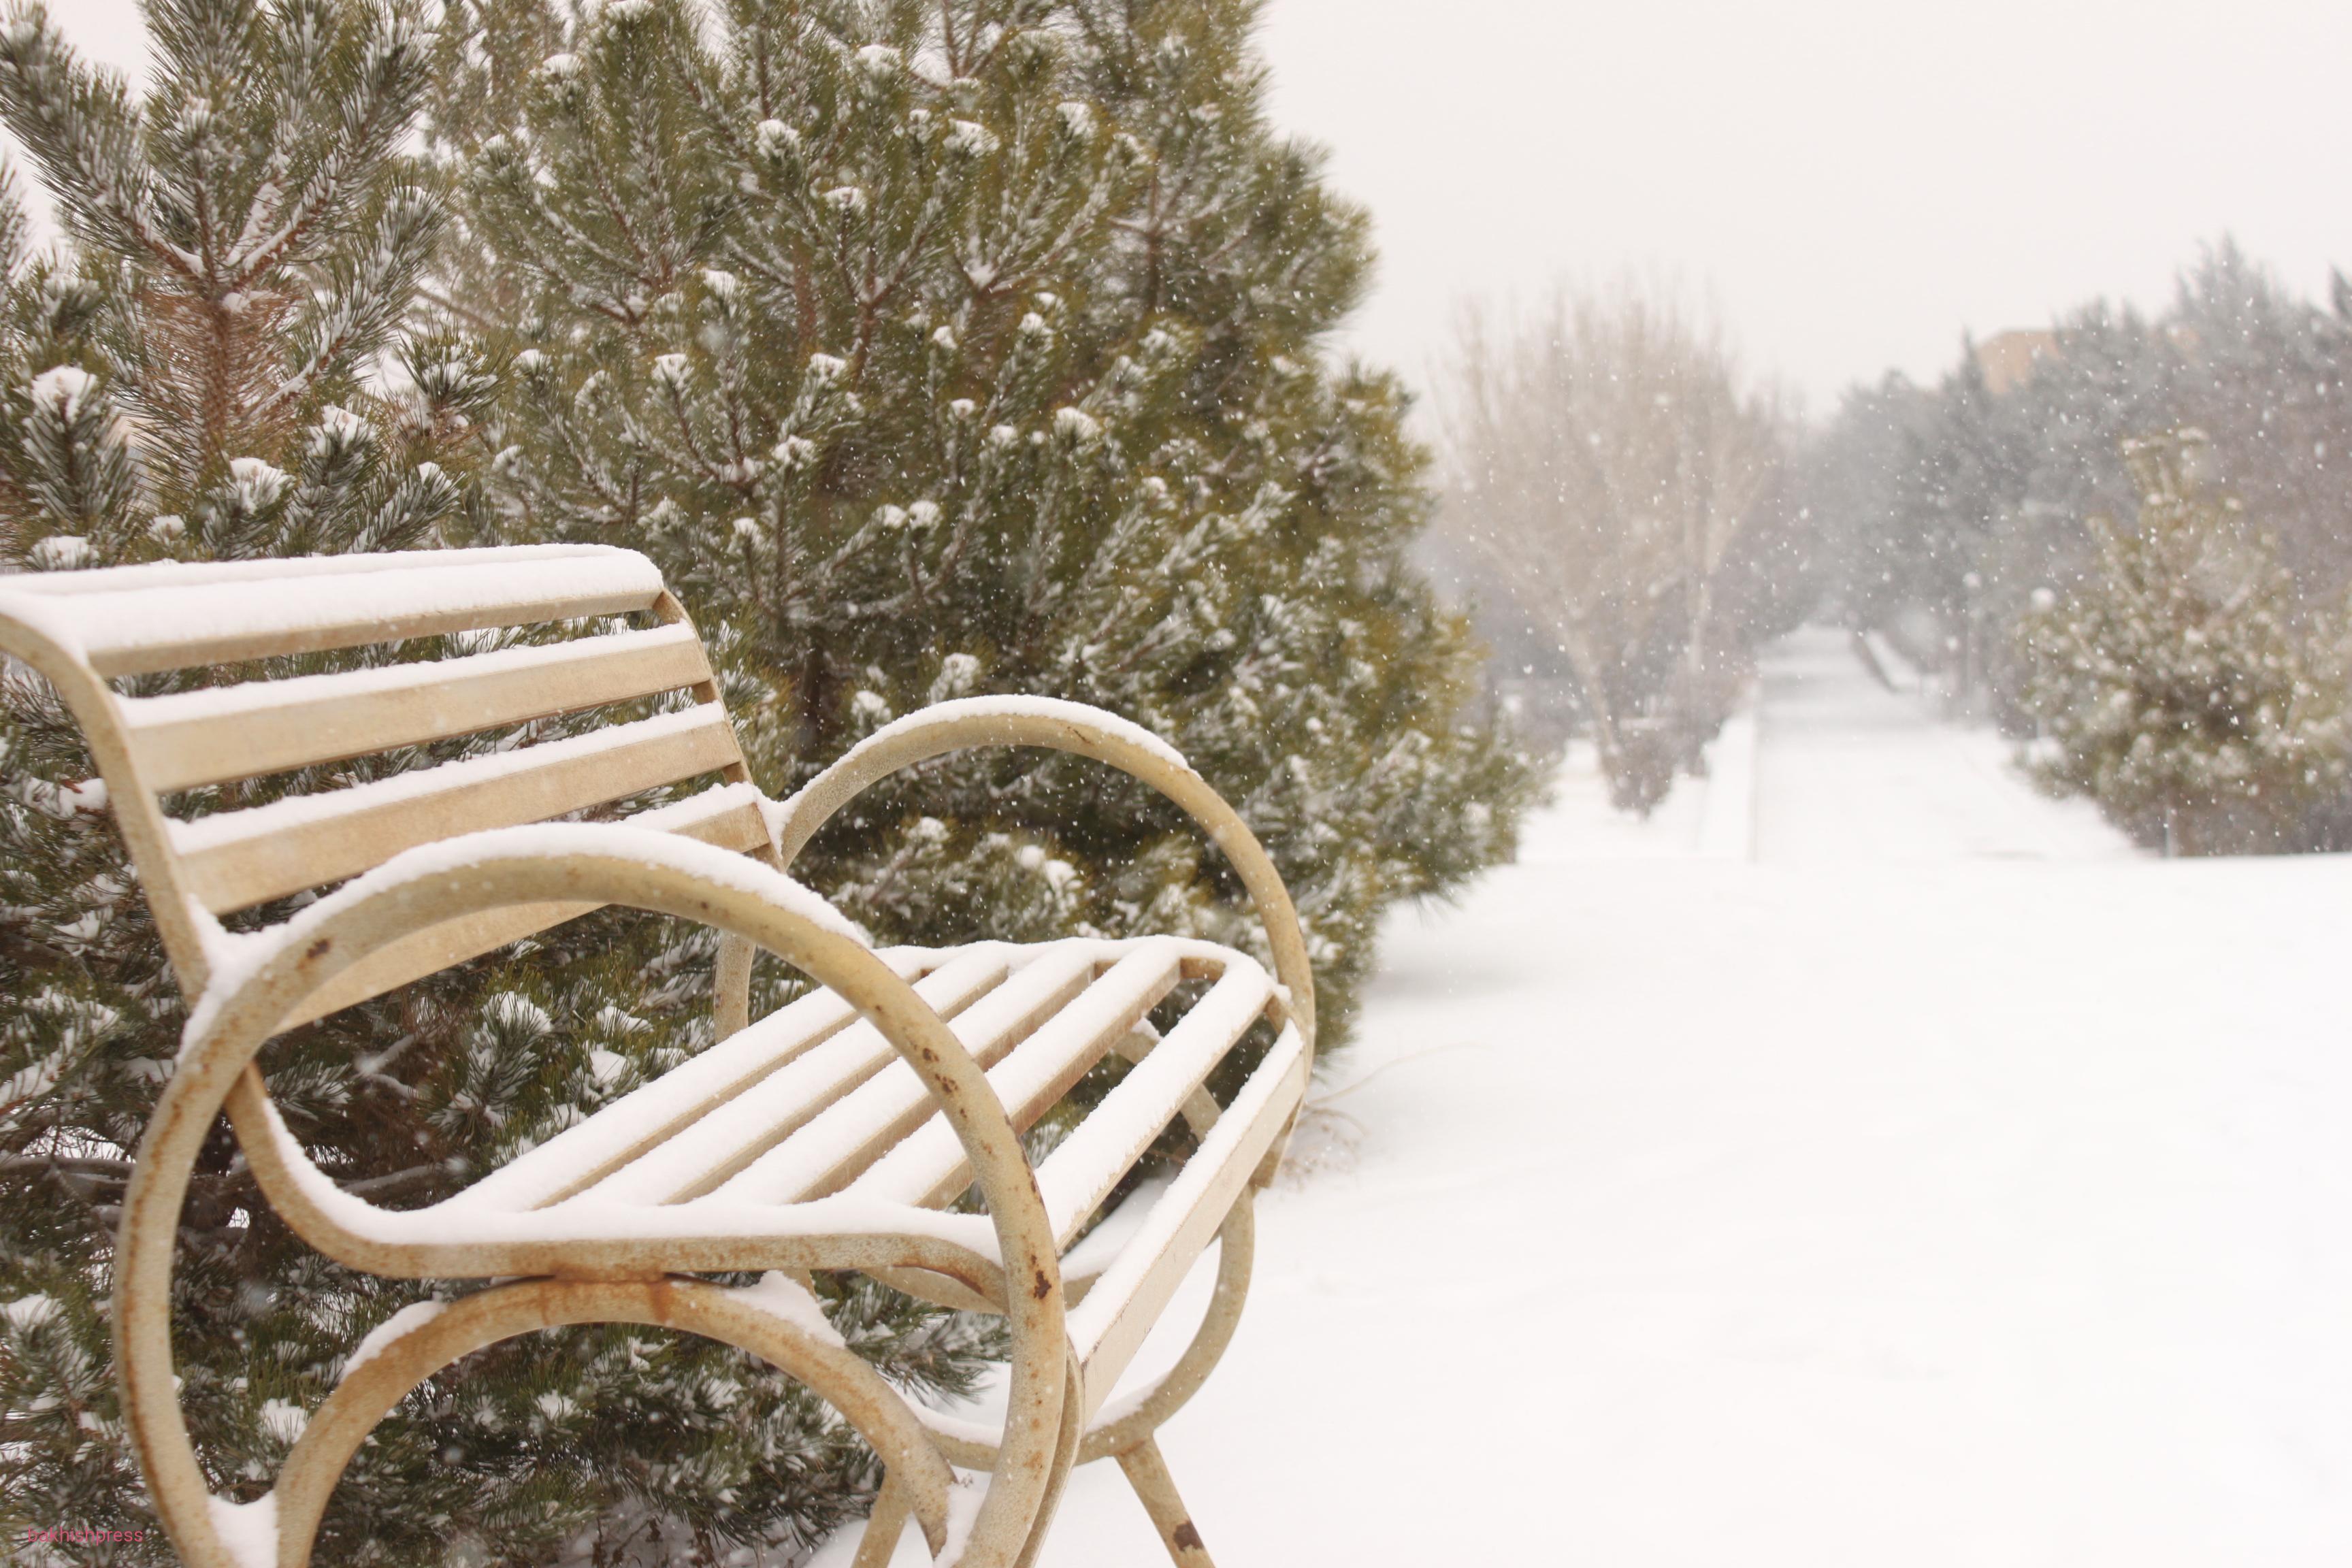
[[1437, 278, 1788, 808]]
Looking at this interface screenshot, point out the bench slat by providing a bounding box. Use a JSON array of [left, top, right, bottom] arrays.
[[279, 784, 772, 1027], [172, 705, 742, 913], [850, 941, 1249, 1215], [449, 947, 992, 1214], [700, 943, 1181, 1209], [559, 948, 1054, 1209], [285, 898, 602, 1030], [1064, 1024, 1309, 1407], [124, 625, 713, 791], [574, 945, 1102, 1211], [0, 543, 632, 597], [69, 551, 666, 676], [1028, 962, 1275, 1245]]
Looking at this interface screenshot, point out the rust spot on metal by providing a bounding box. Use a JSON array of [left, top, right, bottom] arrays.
[[305, 937, 332, 961], [1172, 1520, 1203, 1552]]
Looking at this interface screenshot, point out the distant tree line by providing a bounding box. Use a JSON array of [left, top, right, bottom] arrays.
[[1800, 242, 2352, 854]]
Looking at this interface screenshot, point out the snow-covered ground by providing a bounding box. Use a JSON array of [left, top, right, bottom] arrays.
[[830, 627, 2352, 1565]]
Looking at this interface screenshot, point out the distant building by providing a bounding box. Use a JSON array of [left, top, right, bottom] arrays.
[[1974, 329, 2059, 396]]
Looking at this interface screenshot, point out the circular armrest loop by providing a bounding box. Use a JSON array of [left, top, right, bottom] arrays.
[[770, 697, 1317, 1050], [117, 825, 1066, 1568]]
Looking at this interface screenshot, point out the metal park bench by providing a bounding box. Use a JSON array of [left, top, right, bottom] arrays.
[[0, 545, 1314, 1568]]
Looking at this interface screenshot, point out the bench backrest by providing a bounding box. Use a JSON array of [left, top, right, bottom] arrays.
[[0, 545, 767, 1024]]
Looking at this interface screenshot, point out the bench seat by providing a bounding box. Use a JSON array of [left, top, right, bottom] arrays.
[[233, 934, 1306, 1411]]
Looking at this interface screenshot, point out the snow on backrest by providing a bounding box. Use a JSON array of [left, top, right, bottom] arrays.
[[0, 544, 665, 674], [0, 546, 766, 1007]]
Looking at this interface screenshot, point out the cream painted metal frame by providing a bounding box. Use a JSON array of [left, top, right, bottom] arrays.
[[0, 545, 1316, 1568]]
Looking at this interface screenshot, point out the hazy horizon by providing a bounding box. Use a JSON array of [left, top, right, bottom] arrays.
[[19, 0, 2352, 414]]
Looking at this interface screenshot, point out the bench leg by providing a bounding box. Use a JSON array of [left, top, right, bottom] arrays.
[[1114, 1438, 1215, 1567], [850, 1472, 913, 1568]]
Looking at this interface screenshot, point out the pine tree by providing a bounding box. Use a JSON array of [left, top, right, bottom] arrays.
[[0, 0, 481, 562], [2168, 241, 2352, 602], [2016, 432, 2349, 854], [3, 4, 1013, 1562], [0, 3, 529, 1560], [440, 0, 1536, 1045]]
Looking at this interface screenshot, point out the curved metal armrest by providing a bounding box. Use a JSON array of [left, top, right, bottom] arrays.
[[159, 826, 1039, 1258], [120, 823, 1071, 1568], [769, 697, 1317, 1051]]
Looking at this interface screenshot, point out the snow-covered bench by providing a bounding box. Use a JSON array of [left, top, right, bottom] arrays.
[[0, 545, 1313, 1568]]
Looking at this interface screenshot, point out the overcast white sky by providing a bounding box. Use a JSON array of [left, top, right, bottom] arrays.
[[33, 0, 2352, 414]]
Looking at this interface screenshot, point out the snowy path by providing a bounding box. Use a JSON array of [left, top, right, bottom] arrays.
[[1750, 630, 2129, 862], [1517, 625, 2131, 866], [828, 629, 2352, 1565]]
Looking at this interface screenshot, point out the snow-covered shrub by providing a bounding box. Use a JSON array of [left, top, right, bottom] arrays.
[[2016, 432, 2350, 854], [450, 0, 1541, 1049]]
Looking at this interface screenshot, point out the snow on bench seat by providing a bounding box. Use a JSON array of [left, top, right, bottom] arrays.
[[445, 945, 970, 1215], [439, 937, 1254, 1226], [528, 945, 1053, 1211], [238, 1077, 1000, 1267], [1030, 961, 1278, 1246], [850, 947, 1275, 1226], [1064, 1020, 1307, 1405], [246, 930, 1295, 1322], [702, 941, 1186, 1209]]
